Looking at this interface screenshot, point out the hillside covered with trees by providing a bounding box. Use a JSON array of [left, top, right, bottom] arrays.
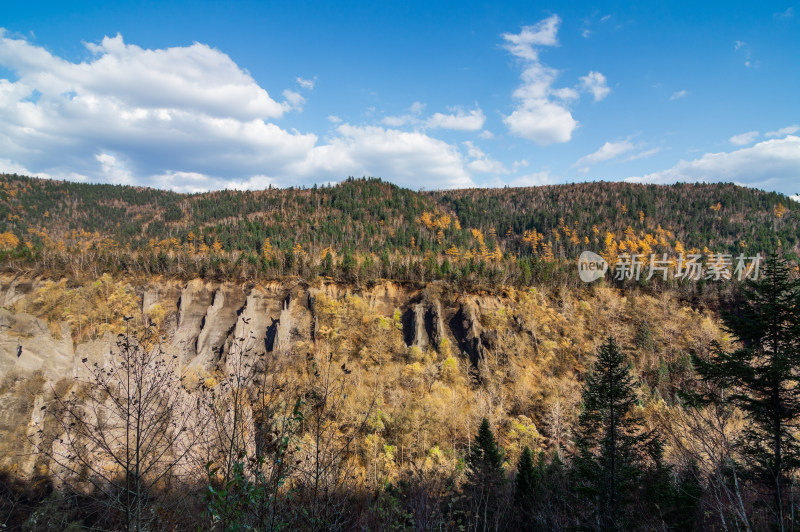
[[0, 174, 797, 285], [1, 174, 799, 530]]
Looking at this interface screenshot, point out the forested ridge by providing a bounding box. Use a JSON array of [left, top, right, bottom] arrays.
[[0, 174, 797, 284], [1, 174, 800, 530]]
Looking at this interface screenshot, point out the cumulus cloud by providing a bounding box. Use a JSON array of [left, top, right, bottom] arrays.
[[2, 32, 291, 119], [575, 140, 635, 166], [504, 101, 577, 145], [501, 16, 609, 145], [729, 131, 759, 146], [463, 141, 506, 174], [501, 16, 559, 61], [426, 107, 485, 131], [289, 124, 475, 189], [579, 71, 610, 102], [0, 31, 479, 191], [624, 136, 800, 195]]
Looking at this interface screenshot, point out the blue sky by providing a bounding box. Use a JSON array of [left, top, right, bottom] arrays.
[[1, 1, 798, 196]]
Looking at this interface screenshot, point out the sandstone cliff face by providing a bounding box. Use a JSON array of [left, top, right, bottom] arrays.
[[0, 309, 74, 381], [0, 275, 518, 473]]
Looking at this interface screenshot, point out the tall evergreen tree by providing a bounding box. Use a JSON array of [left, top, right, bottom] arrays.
[[467, 418, 504, 482], [514, 446, 536, 512], [573, 337, 660, 531], [692, 254, 800, 530], [464, 418, 506, 530], [514, 445, 536, 507]]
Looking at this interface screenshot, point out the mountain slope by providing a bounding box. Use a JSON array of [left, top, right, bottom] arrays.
[[0, 174, 797, 282]]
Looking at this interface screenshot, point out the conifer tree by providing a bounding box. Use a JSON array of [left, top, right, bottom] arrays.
[[514, 446, 536, 509], [464, 418, 506, 530], [692, 254, 800, 530], [573, 337, 658, 531], [513, 446, 536, 526], [468, 419, 504, 483]]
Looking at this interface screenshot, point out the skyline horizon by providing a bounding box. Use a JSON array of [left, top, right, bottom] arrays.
[[2, 1, 798, 196]]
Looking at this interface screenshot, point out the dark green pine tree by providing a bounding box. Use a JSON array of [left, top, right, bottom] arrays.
[[468, 418, 504, 481], [573, 337, 658, 531], [692, 254, 800, 530], [514, 446, 536, 511], [464, 418, 506, 530]]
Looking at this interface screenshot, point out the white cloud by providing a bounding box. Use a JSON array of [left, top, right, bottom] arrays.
[[382, 105, 485, 131], [0, 31, 291, 120], [508, 172, 556, 187], [464, 141, 506, 174], [669, 90, 688, 100], [426, 107, 485, 131], [625, 147, 661, 161], [790, 194, 800, 203], [575, 140, 635, 166], [0, 31, 481, 191], [0, 158, 88, 182], [409, 101, 426, 115], [381, 115, 410, 127], [512, 159, 529, 171], [766, 125, 799, 137], [381, 101, 426, 127], [501, 16, 609, 145], [282, 89, 305, 111], [478, 130, 494, 139], [500, 15, 560, 61], [504, 100, 577, 145], [95, 152, 134, 185], [729, 131, 759, 146], [290, 124, 475, 189], [296, 77, 315, 89], [488, 171, 556, 188], [624, 135, 800, 195], [552, 87, 579, 101], [579, 71, 610, 102], [733, 40, 758, 68], [774, 7, 794, 18]]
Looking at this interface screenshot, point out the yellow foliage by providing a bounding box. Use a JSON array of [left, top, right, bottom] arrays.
[[407, 345, 424, 363], [506, 415, 543, 460], [440, 356, 460, 383], [25, 274, 140, 342], [0, 232, 19, 250], [401, 362, 425, 388], [262, 238, 273, 260]]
